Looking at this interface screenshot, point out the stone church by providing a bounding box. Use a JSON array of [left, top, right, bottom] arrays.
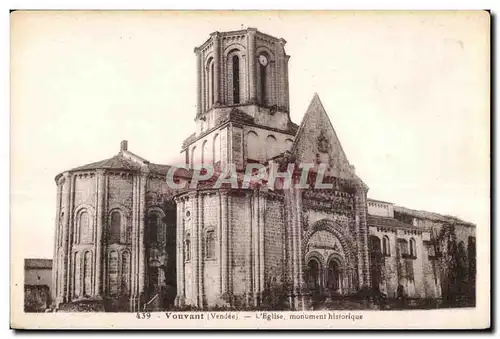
[[51, 28, 476, 312]]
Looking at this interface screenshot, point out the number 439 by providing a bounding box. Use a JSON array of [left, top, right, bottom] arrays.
[[136, 312, 151, 319]]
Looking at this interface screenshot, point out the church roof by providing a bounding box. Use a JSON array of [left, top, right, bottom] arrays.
[[69, 154, 143, 172], [184, 107, 297, 149], [291, 93, 358, 182], [25, 258, 52, 269], [55, 140, 182, 181], [393, 205, 475, 226], [367, 215, 421, 231]]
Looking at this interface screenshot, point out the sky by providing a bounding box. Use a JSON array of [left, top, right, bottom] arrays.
[[10, 11, 490, 259]]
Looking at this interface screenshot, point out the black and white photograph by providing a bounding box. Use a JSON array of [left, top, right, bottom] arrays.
[[9, 10, 490, 329]]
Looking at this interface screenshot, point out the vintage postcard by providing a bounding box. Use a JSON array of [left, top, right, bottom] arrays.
[[10, 10, 490, 329]]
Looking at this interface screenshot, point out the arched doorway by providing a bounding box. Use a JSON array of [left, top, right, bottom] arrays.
[[306, 258, 322, 295], [327, 259, 341, 294], [302, 219, 356, 297]]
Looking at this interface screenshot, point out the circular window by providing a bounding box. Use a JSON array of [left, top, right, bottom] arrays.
[[185, 210, 191, 218]]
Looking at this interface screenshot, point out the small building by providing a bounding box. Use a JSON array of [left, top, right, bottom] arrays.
[[24, 258, 52, 312]]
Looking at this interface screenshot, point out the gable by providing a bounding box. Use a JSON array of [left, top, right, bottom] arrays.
[[291, 94, 354, 180]]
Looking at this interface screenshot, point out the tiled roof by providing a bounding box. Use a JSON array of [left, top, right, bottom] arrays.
[[148, 163, 194, 179], [25, 258, 52, 269], [69, 155, 142, 172], [58, 151, 180, 180], [184, 107, 298, 149], [367, 215, 420, 230], [148, 163, 171, 175], [226, 108, 255, 124], [393, 205, 474, 226]]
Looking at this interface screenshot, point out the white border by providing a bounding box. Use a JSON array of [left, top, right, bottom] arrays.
[[4, 1, 496, 336]]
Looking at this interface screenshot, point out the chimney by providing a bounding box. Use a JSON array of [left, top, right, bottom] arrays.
[[120, 140, 128, 152]]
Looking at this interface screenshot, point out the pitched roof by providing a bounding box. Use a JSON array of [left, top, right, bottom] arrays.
[[69, 154, 143, 172], [25, 258, 52, 269], [291, 93, 356, 181], [56, 143, 176, 180], [367, 215, 421, 231], [393, 205, 475, 226], [185, 107, 297, 149]]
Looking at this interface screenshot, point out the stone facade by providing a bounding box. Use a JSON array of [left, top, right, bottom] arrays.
[[52, 28, 476, 311]]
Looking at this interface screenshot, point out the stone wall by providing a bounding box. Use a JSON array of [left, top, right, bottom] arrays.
[[264, 197, 285, 284]]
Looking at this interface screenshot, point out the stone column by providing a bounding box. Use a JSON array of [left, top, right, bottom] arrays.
[[220, 191, 228, 301], [288, 189, 299, 309], [197, 193, 204, 307], [195, 47, 202, 117], [258, 192, 265, 302], [212, 32, 221, 105], [277, 39, 287, 110], [246, 193, 253, 306], [129, 176, 136, 311], [284, 55, 291, 112], [355, 201, 364, 287], [130, 175, 139, 311], [191, 192, 199, 307], [52, 180, 62, 304], [175, 198, 185, 306], [355, 183, 371, 288], [360, 189, 371, 287], [63, 173, 74, 302], [294, 189, 305, 309], [94, 169, 105, 297], [247, 28, 257, 103], [138, 170, 148, 308], [252, 191, 260, 305], [227, 193, 233, 300]]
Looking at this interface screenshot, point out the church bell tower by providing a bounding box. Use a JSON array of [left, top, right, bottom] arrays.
[[195, 27, 291, 124], [182, 28, 297, 170]]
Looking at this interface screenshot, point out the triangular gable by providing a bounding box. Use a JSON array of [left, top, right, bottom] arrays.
[[291, 93, 354, 180]]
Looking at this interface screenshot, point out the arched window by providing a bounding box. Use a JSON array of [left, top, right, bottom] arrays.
[[265, 135, 278, 160], [260, 63, 267, 105], [210, 62, 215, 106], [83, 251, 92, 297], [185, 233, 191, 262], [307, 258, 321, 292], [148, 212, 159, 244], [369, 235, 381, 254], [204, 57, 215, 111], [399, 239, 409, 256], [409, 238, 417, 257], [232, 55, 240, 104], [213, 134, 221, 166], [72, 252, 80, 298], [383, 236, 391, 256], [201, 140, 209, 165], [121, 251, 130, 296], [108, 250, 119, 296], [109, 211, 121, 244], [79, 211, 92, 244], [191, 146, 198, 170], [205, 230, 215, 259]]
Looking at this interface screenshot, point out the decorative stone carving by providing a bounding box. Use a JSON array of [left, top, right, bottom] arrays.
[[317, 130, 330, 154], [146, 191, 164, 206], [301, 207, 309, 234]]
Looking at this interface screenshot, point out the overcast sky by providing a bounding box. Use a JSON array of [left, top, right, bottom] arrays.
[[11, 11, 489, 259]]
